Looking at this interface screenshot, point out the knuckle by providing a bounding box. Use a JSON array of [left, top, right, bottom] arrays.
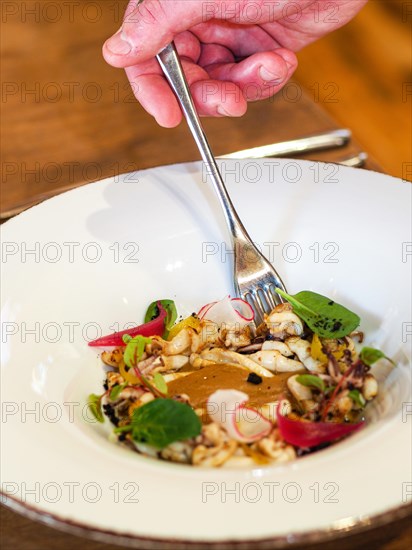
[[136, 0, 168, 25]]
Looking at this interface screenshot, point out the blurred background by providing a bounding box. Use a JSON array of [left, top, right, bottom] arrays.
[[1, 0, 411, 219]]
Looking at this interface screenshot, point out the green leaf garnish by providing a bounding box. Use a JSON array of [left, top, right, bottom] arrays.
[[153, 372, 168, 395], [349, 389, 366, 408], [360, 347, 395, 367], [122, 334, 132, 345], [124, 335, 152, 368], [275, 289, 360, 338], [296, 374, 326, 392], [114, 424, 132, 434], [144, 299, 177, 338], [109, 382, 127, 401], [87, 393, 104, 423], [129, 398, 201, 449]]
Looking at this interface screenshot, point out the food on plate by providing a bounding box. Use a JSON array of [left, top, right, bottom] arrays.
[[88, 293, 394, 467]]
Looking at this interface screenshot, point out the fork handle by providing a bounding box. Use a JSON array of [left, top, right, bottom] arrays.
[[157, 43, 252, 244]]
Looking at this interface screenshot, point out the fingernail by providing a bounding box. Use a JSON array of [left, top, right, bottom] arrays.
[[217, 106, 230, 116], [259, 66, 284, 84], [285, 60, 295, 71], [106, 31, 132, 55]]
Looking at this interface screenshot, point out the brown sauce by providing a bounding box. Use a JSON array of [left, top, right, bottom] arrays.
[[167, 363, 302, 411]]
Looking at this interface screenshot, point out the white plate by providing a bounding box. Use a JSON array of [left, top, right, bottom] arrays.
[[1, 160, 411, 548]]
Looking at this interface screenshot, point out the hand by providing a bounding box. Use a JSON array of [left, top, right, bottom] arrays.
[[103, 0, 367, 127]]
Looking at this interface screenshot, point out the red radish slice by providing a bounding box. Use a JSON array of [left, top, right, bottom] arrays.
[[207, 389, 272, 443], [197, 301, 217, 319], [276, 404, 364, 448], [198, 296, 254, 326], [230, 298, 255, 322]]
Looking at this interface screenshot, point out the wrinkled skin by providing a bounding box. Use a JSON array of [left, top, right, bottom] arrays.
[[103, 0, 367, 127]]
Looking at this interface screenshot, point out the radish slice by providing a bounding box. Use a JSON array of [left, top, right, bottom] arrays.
[[207, 389, 272, 443], [198, 296, 254, 326], [197, 301, 217, 319], [276, 404, 364, 448]]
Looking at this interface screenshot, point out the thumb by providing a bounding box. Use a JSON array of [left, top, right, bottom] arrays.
[[103, 0, 210, 68]]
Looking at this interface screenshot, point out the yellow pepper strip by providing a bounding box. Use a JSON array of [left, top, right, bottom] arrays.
[[311, 334, 345, 362], [167, 315, 200, 341], [119, 359, 142, 385], [310, 334, 327, 362]]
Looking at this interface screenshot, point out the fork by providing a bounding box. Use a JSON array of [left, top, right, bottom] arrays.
[[157, 43, 287, 324]]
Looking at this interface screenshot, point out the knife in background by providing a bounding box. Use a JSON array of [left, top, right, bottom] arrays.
[[220, 129, 351, 159]]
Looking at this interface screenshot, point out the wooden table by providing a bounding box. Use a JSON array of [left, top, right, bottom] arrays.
[[1, 1, 411, 548]]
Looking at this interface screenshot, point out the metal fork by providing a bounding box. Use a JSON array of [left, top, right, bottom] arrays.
[[157, 43, 286, 324]]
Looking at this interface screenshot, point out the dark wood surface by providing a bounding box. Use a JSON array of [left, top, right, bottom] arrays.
[[4, 0, 411, 219], [1, 0, 411, 548]]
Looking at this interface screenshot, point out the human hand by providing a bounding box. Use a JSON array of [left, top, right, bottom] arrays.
[[103, 0, 367, 127]]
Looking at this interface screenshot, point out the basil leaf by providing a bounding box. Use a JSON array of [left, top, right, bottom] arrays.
[[349, 389, 366, 408], [124, 335, 152, 368], [296, 374, 326, 392], [88, 393, 104, 423], [109, 382, 127, 401], [324, 386, 336, 395], [130, 398, 201, 449], [153, 372, 168, 395], [275, 289, 360, 338], [144, 299, 177, 338], [360, 347, 395, 367]]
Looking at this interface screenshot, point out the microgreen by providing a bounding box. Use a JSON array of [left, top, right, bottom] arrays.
[[349, 389, 366, 408], [123, 335, 152, 369], [109, 383, 128, 401], [360, 347, 395, 367], [153, 372, 168, 395], [144, 300, 177, 338], [295, 374, 326, 392], [87, 393, 104, 423]]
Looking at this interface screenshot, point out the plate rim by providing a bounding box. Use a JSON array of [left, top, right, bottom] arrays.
[[1, 160, 411, 547], [2, 492, 411, 549]]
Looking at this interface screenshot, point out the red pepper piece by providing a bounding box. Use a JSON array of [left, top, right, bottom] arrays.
[[88, 302, 166, 347], [277, 404, 364, 448]]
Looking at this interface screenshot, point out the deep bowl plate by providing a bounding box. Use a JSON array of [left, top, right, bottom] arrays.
[[1, 159, 411, 547]]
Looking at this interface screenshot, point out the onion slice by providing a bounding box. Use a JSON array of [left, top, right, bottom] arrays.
[[207, 389, 272, 443], [198, 296, 254, 326], [276, 404, 364, 448]]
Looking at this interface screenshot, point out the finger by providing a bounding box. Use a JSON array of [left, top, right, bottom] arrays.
[[198, 43, 235, 67], [103, 0, 208, 68], [126, 57, 247, 125], [125, 70, 182, 128], [191, 80, 247, 117], [180, 59, 247, 117], [205, 49, 298, 100], [192, 21, 281, 57], [121, 31, 202, 79]]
